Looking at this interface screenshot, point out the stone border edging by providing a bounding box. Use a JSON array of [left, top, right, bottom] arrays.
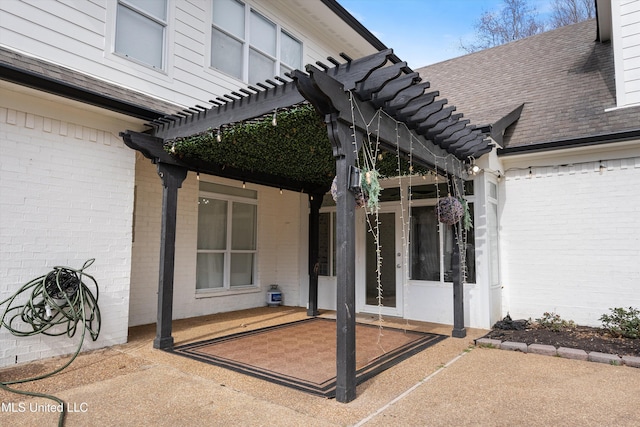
[[475, 338, 640, 368]]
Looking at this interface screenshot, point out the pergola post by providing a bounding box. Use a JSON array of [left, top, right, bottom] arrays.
[[451, 177, 467, 338], [307, 192, 324, 316], [329, 117, 358, 403], [153, 162, 188, 350]]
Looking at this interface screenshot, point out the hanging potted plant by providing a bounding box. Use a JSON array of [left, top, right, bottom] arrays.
[[437, 195, 473, 231], [437, 195, 463, 225]]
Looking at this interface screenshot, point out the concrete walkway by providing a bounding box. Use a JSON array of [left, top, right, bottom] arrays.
[[2, 307, 639, 426]]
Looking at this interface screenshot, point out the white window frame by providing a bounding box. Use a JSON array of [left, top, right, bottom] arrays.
[[406, 181, 476, 285], [114, 0, 168, 70], [209, 0, 302, 83], [196, 184, 258, 294], [486, 177, 500, 287]]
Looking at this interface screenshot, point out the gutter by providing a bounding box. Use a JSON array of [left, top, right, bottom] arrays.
[[0, 61, 168, 121], [498, 128, 640, 156]]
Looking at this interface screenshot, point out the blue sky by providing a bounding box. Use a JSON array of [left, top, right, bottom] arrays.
[[338, 0, 554, 67]]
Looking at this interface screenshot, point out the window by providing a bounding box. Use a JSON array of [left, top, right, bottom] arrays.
[[318, 212, 336, 276], [211, 0, 302, 84], [115, 0, 167, 69], [196, 182, 257, 291], [487, 181, 499, 287], [409, 183, 476, 283]]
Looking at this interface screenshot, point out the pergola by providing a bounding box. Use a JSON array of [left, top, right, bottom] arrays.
[[121, 49, 491, 402]]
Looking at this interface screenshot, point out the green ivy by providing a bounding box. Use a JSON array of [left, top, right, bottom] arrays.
[[166, 104, 433, 188]]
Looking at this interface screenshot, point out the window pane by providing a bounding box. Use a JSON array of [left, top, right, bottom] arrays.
[[281, 31, 301, 69], [212, 0, 244, 38], [318, 213, 330, 276], [443, 205, 476, 283], [196, 253, 224, 289], [488, 202, 499, 285], [200, 181, 257, 199], [249, 48, 275, 84], [230, 253, 254, 286], [410, 206, 440, 281], [489, 182, 497, 200], [465, 203, 476, 283], [250, 11, 276, 55], [231, 202, 256, 250], [411, 183, 448, 200], [116, 4, 164, 68], [198, 198, 227, 250], [212, 28, 243, 79], [280, 64, 293, 78], [442, 224, 455, 282], [124, 0, 167, 20]]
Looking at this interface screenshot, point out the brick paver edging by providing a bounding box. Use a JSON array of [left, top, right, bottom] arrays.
[[475, 338, 640, 368]]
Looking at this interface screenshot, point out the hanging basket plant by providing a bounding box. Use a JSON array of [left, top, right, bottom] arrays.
[[330, 167, 381, 209], [437, 196, 464, 225], [361, 167, 381, 210], [437, 196, 474, 231]]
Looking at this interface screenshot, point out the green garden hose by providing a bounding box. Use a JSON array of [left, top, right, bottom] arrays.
[[0, 259, 101, 427]]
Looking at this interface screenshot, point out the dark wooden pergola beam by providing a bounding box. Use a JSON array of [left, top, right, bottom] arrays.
[[153, 81, 305, 141], [119, 131, 329, 195], [295, 65, 464, 177]]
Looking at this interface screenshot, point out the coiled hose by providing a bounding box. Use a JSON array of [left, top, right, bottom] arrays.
[[0, 259, 101, 427]]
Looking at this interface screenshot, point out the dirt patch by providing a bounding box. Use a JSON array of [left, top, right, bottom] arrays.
[[484, 325, 640, 357]]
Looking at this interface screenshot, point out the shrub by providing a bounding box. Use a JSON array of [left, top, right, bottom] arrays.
[[535, 311, 575, 332], [600, 307, 640, 339]]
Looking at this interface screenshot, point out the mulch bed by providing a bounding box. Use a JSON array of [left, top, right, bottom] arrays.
[[484, 325, 640, 357]]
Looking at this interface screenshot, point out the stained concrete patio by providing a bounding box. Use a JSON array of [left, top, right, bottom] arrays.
[[1, 306, 639, 426]]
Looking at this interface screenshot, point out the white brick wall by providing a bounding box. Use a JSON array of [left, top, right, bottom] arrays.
[[500, 156, 640, 326], [0, 88, 139, 367], [128, 164, 305, 326]]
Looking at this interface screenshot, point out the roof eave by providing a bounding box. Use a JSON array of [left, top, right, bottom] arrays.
[[0, 61, 168, 121], [498, 128, 640, 156]]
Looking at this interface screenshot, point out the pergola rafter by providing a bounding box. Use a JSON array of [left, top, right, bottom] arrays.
[[121, 48, 492, 404]]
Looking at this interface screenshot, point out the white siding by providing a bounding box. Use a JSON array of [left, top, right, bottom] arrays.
[[0, 0, 378, 108], [0, 83, 142, 367], [613, 0, 640, 106], [499, 150, 640, 326]]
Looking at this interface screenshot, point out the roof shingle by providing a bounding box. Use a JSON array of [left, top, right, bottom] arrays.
[[417, 19, 640, 149]]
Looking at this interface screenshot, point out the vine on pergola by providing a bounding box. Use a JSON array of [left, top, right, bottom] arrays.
[[165, 104, 429, 189]]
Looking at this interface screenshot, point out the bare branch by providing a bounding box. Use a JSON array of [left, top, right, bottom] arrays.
[[460, 0, 544, 53], [549, 0, 595, 29]]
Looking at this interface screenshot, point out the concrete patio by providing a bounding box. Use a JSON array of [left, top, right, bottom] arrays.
[[1, 306, 639, 426]]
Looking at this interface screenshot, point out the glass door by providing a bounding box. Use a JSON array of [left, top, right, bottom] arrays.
[[362, 209, 403, 316]]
